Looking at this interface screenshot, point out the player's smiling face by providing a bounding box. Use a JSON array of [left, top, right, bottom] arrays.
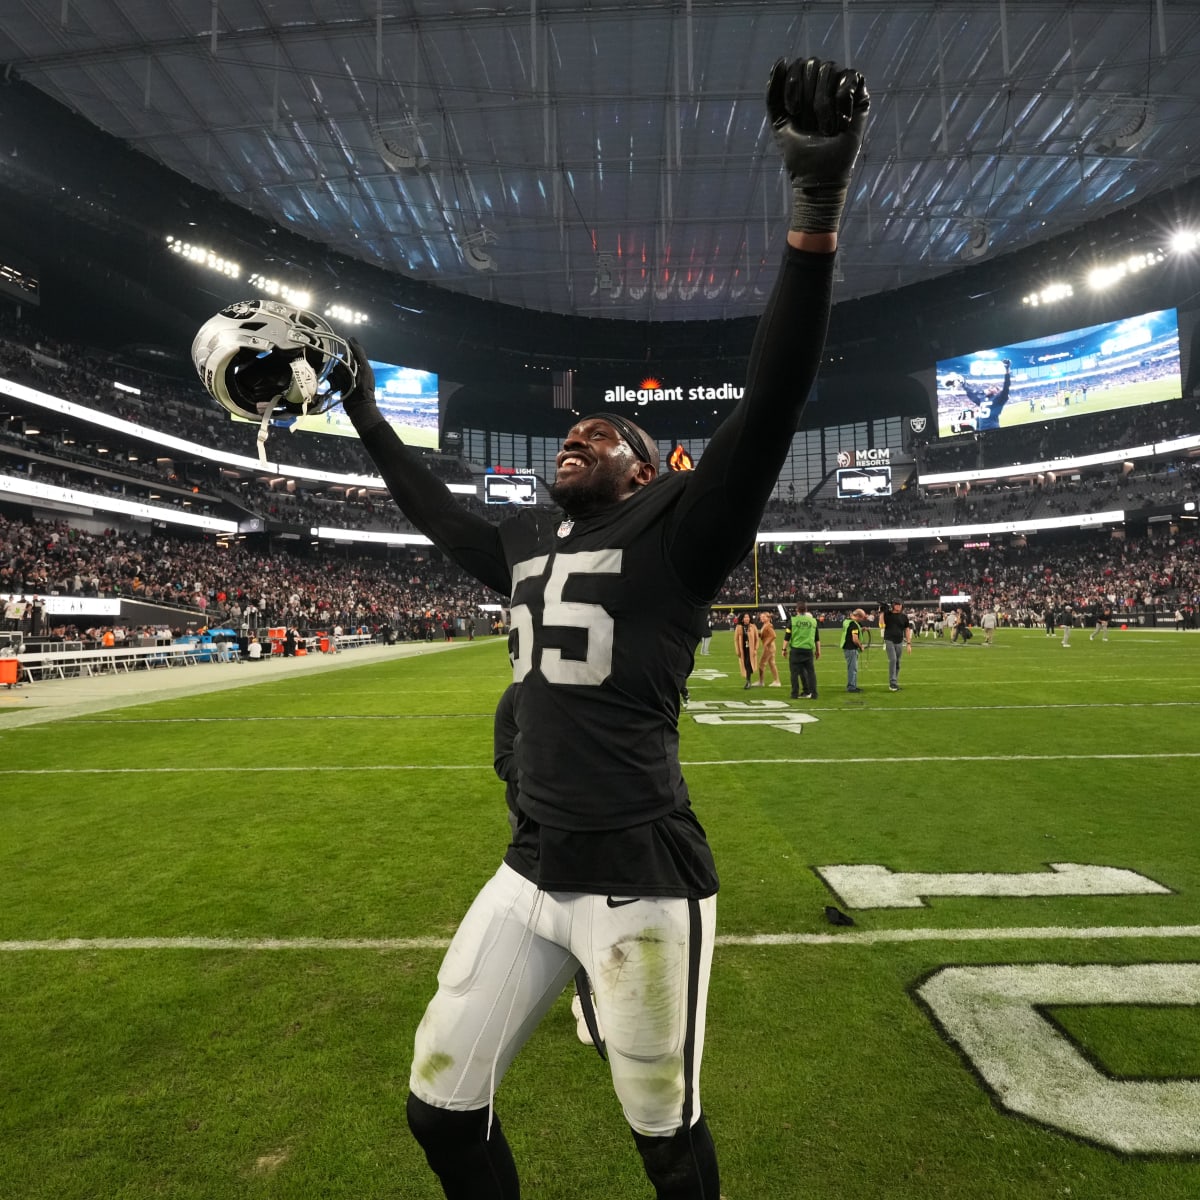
[[549, 418, 655, 516]]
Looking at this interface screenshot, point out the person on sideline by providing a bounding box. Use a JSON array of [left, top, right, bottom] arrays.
[[783, 600, 820, 699], [879, 599, 912, 691], [980, 607, 998, 645], [757, 611, 782, 687], [734, 611, 760, 689], [842, 608, 866, 692], [339, 55, 869, 1200]]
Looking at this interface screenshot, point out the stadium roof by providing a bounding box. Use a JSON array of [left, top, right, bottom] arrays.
[[3, 1, 1200, 323]]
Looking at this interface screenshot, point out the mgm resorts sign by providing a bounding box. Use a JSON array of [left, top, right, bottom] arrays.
[[836, 447, 892, 468], [603, 376, 745, 407]]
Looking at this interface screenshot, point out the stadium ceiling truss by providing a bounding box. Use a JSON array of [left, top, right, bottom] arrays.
[[3, 1, 1200, 323]]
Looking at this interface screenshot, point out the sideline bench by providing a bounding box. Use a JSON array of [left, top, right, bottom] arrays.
[[14, 644, 218, 682], [13, 634, 375, 682]]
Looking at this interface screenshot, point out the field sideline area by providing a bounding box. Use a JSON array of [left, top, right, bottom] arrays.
[[1, 628, 1198, 1199]]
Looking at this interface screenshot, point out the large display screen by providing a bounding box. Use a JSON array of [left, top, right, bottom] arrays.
[[484, 474, 538, 505], [244, 358, 440, 449], [836, 466, 892, 498], [935, 308, 1182, 438]]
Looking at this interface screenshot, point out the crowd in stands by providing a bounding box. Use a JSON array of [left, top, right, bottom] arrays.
[[3, 312, 1200, 641], [715, 534, 1200, 626], [917, 392, 1200, 475], [5, 313, 1199, 545], [0, 319, 472, 483], [0, 513, 489, 640], [761, 455, 1200, 532], [4, 509, 1198, 646]]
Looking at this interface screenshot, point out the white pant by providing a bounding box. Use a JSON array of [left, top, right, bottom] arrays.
[[410, 862, 716, 1136]]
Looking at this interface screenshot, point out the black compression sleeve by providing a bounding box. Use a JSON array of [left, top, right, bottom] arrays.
[[356, 422, 511, 595], [666, 247, 835, 599]]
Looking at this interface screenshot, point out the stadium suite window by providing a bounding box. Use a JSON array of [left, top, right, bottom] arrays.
[[464, 418, 896, 495], [493, 432, 515, 469], [532, 436, 557, 479]]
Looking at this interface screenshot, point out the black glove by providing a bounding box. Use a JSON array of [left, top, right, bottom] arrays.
[[339, 338, 387, 434], [766, 57, 869, 234]]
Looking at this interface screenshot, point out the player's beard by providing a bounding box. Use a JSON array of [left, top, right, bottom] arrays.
[[548, 460, 630, 517]]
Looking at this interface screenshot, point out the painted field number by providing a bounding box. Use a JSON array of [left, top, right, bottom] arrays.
[[688, 699, 818, 736], [919, 964, 1200, 1153], [817, 863, 1171, 909]]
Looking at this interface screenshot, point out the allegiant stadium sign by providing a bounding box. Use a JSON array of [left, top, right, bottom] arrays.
[[603, 379, 745, 406]]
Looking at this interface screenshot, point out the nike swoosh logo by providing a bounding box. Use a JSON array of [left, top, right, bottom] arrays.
[[606, 896, 640, 908]]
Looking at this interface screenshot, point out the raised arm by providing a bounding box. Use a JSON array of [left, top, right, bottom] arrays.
[[341, 347, 511, 595], [667, 58, 869, 598]]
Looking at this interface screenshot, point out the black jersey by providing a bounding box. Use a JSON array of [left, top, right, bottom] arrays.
[[881, 609, 911, 644], [499, 472, 705, 831], [351, 246, 834, 895], [963, 363, 1012, 432]]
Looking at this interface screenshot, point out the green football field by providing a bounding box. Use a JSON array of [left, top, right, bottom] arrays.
[[995, 377, 1180, 430], [1, 627, 1199, 1199]]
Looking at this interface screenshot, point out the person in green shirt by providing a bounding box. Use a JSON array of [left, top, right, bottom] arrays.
[[783, 600, 821, 699], [841, 608, 866, 692]]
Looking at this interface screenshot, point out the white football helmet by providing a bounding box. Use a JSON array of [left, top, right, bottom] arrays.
[[191, 300, 356, 421]]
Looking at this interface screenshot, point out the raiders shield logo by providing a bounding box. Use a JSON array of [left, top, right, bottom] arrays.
[[909, 417, 928, 433], [220, 301, 259, 320]]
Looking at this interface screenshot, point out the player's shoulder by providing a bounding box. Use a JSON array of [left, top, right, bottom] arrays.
[[604, 470, 690, 528], [645, 471, 690, 503]]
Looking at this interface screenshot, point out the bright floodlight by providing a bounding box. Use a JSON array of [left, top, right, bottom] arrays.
[[166, 235, 241, 279], [248, 272, 312, 310]]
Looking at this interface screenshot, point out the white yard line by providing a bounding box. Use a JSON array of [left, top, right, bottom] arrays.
[[63, 713, 495, 724], [2, 925, 1199, 953], [41, 699, 1200, 724], [5, 751, 1200, 774]]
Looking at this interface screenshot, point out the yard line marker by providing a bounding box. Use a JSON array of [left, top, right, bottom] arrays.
[[3, 925, 1200, 952], [886, 674, 1200, 685], [52, 700, 1200, 724], [829, 700, 1200, 713], [6, 751, 1200, 775], [0, 764, 495, 774], [64, 713, 494, 724]]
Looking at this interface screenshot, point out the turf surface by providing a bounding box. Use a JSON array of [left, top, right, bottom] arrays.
[[1, 627, 1198, 1198]]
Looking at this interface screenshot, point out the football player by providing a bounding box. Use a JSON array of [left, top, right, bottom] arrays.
[[339, 55, 869, 1200], [961, 358, 1012, 432]]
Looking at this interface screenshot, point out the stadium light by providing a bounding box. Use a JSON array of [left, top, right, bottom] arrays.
[[248, 273, 311, 309], [325, 304, 369, 325], [1023, 233, 1200, 305], [1022, 282, 1073, 307], [165, 233, 375, 324], [1088, 249, 1165, 291], [165, 235, 241, 279]]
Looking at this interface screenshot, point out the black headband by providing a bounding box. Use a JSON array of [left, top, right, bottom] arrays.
[[580, 412, 659, 469]]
